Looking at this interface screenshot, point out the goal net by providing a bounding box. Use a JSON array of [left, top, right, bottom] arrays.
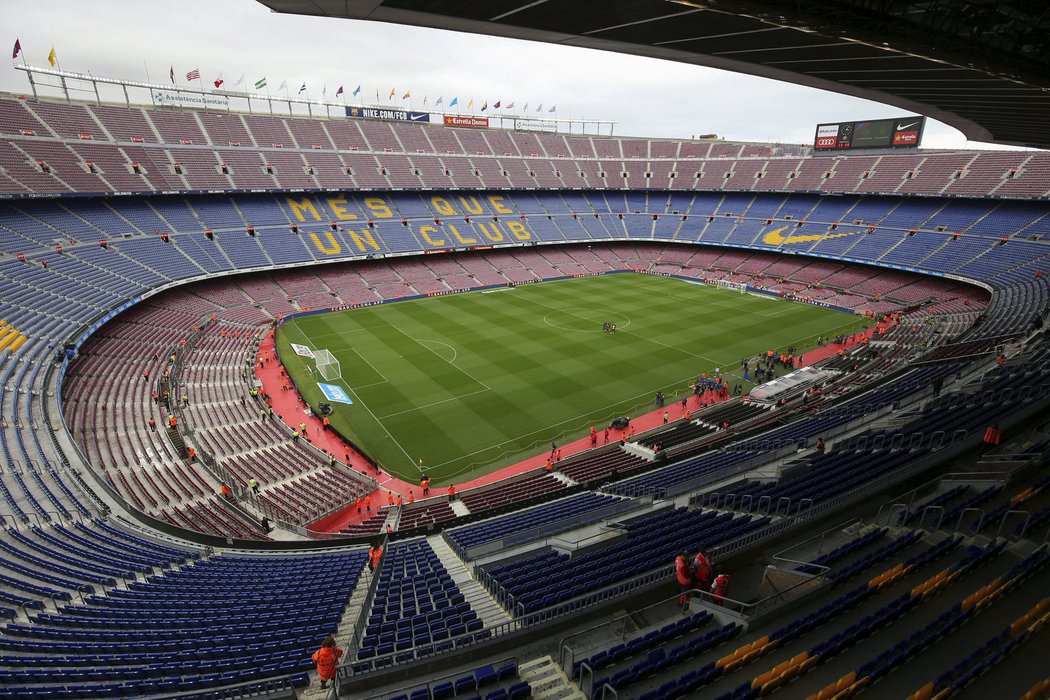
[[314, 349, 341, 382]]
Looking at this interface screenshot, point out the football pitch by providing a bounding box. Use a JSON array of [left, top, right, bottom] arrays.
[[276, 273, 871, 484]]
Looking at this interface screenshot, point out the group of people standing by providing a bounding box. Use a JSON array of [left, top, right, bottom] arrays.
[[675, 549, 731, 610]]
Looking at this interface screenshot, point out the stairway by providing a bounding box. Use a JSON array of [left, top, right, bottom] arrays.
[[166, 426, 187, 458], [339, 561, 378, 655], [428, 534, 512, 628], [518, 656, 587, 700]]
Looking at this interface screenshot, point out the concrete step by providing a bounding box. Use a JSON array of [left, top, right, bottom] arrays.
[[551, 472, 577, 487], [451, 499, 471, 517], [429, 534, 512, 627], [519, 655, 587, 700]]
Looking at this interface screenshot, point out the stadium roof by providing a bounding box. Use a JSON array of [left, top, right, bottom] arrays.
[[256, 0, 1050, 150]]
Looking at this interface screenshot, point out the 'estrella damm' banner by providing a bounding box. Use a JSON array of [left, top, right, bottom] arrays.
[[346, 106, 430, 122], [443, 115, 489, 129]]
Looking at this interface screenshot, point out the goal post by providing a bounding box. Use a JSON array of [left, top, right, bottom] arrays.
[[314, 349, 341, 382]]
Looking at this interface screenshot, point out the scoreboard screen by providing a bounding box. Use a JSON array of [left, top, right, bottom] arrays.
[[814, 116, 925, 151]]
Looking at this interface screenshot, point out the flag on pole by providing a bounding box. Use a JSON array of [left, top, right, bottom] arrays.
[[352, 84, 361, 96], [536, 103, 542, 112], [278, 79, 287, 91], [213, 73, 224, 88], [402, 91, 411, 100], [389, 88, 395, 99], [186, 68, 200, 81], [255, 77, 267, 90], [169, 66, 175, 84], [423, 95, 428, 105], [493, 100, 501, 109], [524, 102, 528, 112], [47, 46, 57, 67], [336, 85, 344, 96], [12, 39, 21, 60], [506, 102, 514, 109], [322, 85, 327, 97], [549, 105, 557, 112], [449, 97, 458, 107], [435, 96, 443, 106], [468, 98, 473, 108], [298, 82, 307, 94], [230, 74, 244, 89], [481, 101, 488, 111]]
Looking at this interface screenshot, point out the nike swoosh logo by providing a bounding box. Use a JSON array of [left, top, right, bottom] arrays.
[[763, 226, 858, 245], [410, 114, 428, 121], [897, 121, 919, 130]]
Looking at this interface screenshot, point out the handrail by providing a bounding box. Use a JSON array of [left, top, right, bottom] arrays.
[[358, 655, 520, 700], [996, 509, 1031, 539], [558, 589, 709, 677], [345, 533, 388, 658], [769, 516, 862, 563]]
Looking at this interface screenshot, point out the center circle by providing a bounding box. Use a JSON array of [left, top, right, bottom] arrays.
[[542, 308, 632, 333]]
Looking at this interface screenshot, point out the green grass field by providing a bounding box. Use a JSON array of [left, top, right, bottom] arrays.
[[276, 273, 871, 484]]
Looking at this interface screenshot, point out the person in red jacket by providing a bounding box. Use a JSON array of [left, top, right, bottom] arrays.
[[675, 551, 694, 610], [692, 549, 713, 594], [311, 635, 343, 690], [711, 570, 731, 607]]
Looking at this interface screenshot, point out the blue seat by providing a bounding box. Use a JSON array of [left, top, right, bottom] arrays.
[[474, 667, 497, 688], [455, 676, 478, 694]]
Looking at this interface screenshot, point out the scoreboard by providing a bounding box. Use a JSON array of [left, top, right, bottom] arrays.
[[814, 116, 925, 151]]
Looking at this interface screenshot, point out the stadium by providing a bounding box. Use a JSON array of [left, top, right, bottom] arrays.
[[1, 1, 1049, 699]]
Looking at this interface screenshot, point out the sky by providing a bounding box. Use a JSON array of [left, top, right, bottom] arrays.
[[0, 0, 1020, 150]]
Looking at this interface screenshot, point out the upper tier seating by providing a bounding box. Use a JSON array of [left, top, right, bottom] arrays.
[[2, 96, 1049, 198]]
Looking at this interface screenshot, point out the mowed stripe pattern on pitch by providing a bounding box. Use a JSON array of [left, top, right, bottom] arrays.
[[278, 274, 869, 482]]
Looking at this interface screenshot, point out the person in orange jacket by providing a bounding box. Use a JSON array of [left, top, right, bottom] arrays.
[[311, 635, 343, 689], [447, 484, 456, 502]]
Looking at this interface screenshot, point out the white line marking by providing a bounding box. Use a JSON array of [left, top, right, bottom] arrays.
[[308, 326, 389, 341], [388, 325, 492, 391], [518, 294, 719, 364], [416, 338, 458, 364], [286, 317, 417, 469], [542, 309, 632, 333], [355, 380, 390, 389], [377, 387, 490, 419], [350, 347, 388, 384], [428, 370, 703, 476]]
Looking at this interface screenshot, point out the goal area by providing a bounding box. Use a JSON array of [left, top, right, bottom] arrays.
[[314, 349, 341, 382]]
